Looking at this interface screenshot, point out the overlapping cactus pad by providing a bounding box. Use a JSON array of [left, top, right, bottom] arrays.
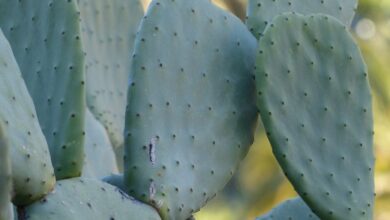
[[78, 0, 144, 149], [256, 13, 374, 220], [256, 197, 319, 220], [82, 109, 118, 178], [0, 0, 86, 179], [0, 124, 13, 220], [246, 0, 357, 38], [124, 0, 258, 219], [0, 30, 55, 205], [22, 178, 161, 220], [103, 174, 127, 192]]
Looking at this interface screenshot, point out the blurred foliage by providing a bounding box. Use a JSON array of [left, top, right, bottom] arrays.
[[139, 0, 390, 219]]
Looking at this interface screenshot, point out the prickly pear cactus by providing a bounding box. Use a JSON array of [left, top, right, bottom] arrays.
[[78, 0, 144, 149], [256, 13, 374, 220], [124, 0, 258, 219], [256, 197, 319, 220], [0, 0, 86, 179], [0, 124, 13, 220], [82, 109, 118, 178], [22, 178, 161, 220], [246, 0, 357, 38], [0, 30, 55, 205]]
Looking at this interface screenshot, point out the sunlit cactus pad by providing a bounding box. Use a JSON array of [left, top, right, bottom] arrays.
[[256, 13, 374, 220]]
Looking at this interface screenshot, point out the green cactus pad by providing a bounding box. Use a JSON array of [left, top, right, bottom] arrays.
[[256, 13, 374, 220], [124, 0, 258, 219], [0, 124, 13, 220], [78, 0, 144, 149], [0, 0, 86, 179], [0, 30, 55, 205], [246, 0, 357, 38], [256, 197, 319, 220], [22, 178, 161, 220], [82, 109, 118, 178]]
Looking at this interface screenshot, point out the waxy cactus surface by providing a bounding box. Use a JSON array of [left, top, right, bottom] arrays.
[[255, 13, 374, 220], [0, 0, 86, 180], [124, 0, 258, 219]]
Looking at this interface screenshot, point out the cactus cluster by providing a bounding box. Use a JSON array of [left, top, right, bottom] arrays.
[[0, 0, 374, 220]]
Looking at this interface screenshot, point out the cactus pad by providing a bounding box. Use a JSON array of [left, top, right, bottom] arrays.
[[256, 197, 319, 220], [82, 109, 118, 178], [103, 174, 126, 192], [0, 30, 55, 205], [22, 178, 161, 220], [256, 13, 374, 220], [124, 0, 258, 219], [246, 0, 357, 38], [78, 0, 144, 149], [0, 124, 13, 220], [0, 0, 86, 179]]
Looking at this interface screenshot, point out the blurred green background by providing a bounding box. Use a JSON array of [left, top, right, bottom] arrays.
[[140, 0, 390, 219]]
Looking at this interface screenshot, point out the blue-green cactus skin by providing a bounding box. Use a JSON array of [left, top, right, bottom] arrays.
[[256, 13, 374, 220], [102, 174, 127, 193], [82, 109, 118, 178], [0, 30, 55, 205], [78, 0, 144, 150], [0, 0, 86, 180], [22, 178, 161, 220], [246, 0, 357, 38], [256, 197, 319, 220], [124, 0, 258, 219], [0, 123, 12, 220]]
